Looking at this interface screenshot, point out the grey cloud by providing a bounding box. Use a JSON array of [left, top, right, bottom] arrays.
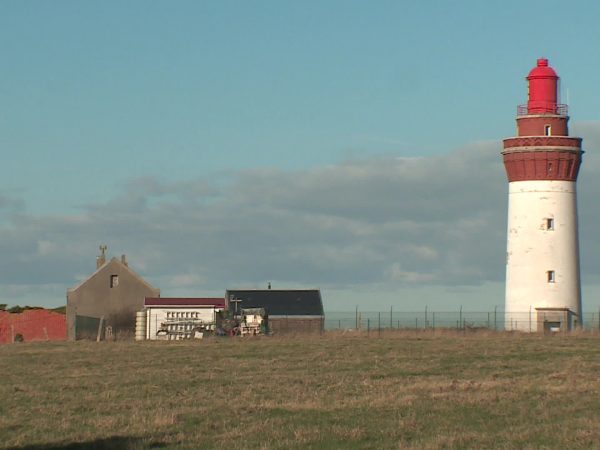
[[0, 191, 25, 216], [573, 121, 600, 285], [2, 125, 600, 306]]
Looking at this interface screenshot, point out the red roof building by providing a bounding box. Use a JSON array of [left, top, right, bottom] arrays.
[[144, 297, 226, 308]]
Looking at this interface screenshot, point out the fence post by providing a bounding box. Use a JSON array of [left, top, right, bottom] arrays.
[[367, 318, 370, 336], [432, 312, 435, 331], [338, 319, 341, 329], [378, 312, 381, 337], [425, 305, 428, 329], [494, 306, 497, 331], [390, 306, 393, 329], [96, 316, 105, 342], [529, 305, 532, 333], [459, 306, 462, 330], [355, 306, 358, 330], [487, 312, 490, 329]]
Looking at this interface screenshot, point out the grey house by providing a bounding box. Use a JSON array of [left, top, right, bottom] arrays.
[[66, 248, 160, 340], [225, 289, 324, 334]]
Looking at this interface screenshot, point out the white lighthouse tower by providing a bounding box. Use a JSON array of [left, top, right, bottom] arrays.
[[502, 58, 583, 332]]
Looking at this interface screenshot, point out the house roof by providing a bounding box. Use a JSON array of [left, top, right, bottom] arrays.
[[225, 289, 324, 316], [68, 257, 159, 294], [145, 297, 226, 308]]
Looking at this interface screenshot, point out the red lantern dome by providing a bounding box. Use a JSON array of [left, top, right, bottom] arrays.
[[526, 58, 559, 114]]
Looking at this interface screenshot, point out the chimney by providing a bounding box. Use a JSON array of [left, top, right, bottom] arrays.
[[97, 245, 107, 269], [121, 254, 128, 267]]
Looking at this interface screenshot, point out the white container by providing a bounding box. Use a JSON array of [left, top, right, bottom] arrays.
[[135, 310, 147, 341]]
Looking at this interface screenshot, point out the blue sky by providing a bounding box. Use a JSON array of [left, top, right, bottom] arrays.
[[1, 1, 600, 311], [3, 0, 600, 213]]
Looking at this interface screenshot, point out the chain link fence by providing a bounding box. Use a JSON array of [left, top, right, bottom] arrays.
[[324, 309, 600, 332]]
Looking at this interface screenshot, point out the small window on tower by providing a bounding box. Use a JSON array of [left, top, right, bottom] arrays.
[[546, 218, 555, 230], [547, 270, 556, 283], [110, 275, 119, 288], [544, 125, 552, 136]]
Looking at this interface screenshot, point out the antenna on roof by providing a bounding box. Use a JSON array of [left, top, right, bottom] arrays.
[[97, 244, 108, 269]]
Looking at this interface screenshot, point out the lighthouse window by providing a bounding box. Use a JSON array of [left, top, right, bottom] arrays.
[[546, 218, 555, 230], [544, 125, 552, 136], [547, 271, 556, 283]]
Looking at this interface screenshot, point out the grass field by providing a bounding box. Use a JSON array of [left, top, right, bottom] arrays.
[[2, 331, 600, 449]]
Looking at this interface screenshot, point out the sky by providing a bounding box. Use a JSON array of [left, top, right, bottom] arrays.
[[1, 1, 600, 312]]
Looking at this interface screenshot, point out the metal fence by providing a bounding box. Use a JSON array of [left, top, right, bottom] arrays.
[[324, 309, 600, 332]]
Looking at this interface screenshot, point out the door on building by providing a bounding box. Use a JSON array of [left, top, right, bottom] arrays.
[[543, 321, 561, 333]]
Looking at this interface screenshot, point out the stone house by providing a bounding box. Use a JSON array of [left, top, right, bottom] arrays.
[[66, 247, 160, 340]]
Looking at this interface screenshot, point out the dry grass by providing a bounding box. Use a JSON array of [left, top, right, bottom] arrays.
[[2, 331, 600, 449]]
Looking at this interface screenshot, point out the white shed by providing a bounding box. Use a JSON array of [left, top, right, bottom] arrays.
[[144, 297, 225, 340]]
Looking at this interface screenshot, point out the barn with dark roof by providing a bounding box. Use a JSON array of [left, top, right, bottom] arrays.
[[225, 289, 324, 334]]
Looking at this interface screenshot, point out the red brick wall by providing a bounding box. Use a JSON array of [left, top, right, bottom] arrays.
[[516, 116, 568, 136], [0, 310, 67, 344], [502, 150, 581, 182]]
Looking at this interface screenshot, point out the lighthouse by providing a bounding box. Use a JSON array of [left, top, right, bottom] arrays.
[[502, 58, 583, 332]]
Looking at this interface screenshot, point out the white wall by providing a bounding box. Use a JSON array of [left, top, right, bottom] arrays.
[[505, 180, 582, 331], [145, 307, 220, 340]]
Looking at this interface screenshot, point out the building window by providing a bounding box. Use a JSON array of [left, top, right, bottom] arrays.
[[547, 271, 555, 283], [110, 275, 119, 288], [544, 125, 552, 136], [546, 218, 555, 230]]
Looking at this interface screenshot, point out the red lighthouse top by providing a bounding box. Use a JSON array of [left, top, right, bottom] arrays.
[[526, 58, 560, 114], [503, 57, 582, 184]]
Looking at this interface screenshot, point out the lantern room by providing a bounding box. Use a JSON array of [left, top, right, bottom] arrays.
[[526, 58, 560, 114]]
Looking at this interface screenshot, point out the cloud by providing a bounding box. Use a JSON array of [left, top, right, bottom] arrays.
[[0, 191, 25, 218], [2, 124, 600, 307]]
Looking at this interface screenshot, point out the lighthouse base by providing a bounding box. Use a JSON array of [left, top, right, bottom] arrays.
[[504, 180, 582, 332]]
